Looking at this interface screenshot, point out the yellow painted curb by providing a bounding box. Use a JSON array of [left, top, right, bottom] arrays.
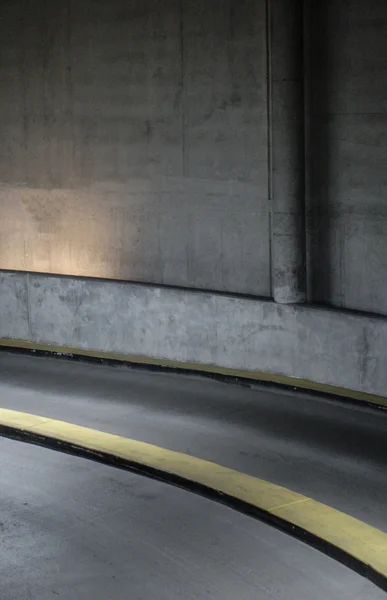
[[1, 338, 387, 409], [1, 408, 387, 588]]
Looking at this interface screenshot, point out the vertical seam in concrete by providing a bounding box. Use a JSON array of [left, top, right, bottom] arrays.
[[26, 272, 33, 340], [179, 0, 186, 178], [42, 3, 52, 187], [66, 0, 74, 186], [266, 0, 274, 298], [20, 7, 28, 182], [157, 208, 163, 283], [301, 1, 307, 292], [300, 0, 307, 304], [340, 219, 346, 308], [303, 0, 310, 302]]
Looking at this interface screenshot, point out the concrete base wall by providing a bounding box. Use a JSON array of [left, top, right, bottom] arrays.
[[1, 270, 386, 398]]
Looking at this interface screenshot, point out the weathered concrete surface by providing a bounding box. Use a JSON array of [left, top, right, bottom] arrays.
[[307, 0, 387, 314], [0, 272, 29, 340], [0, 0, 269, 296], [1, 271, 387, 397], [270, 0, 306, 304], [1, 0, 387, 314]]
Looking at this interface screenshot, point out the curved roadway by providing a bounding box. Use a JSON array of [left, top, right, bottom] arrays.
[[1, 438, 384, 599], [1, 351, 387, 598]]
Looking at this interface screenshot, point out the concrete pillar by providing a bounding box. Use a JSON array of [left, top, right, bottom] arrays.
[[268, 0, 306, 304]]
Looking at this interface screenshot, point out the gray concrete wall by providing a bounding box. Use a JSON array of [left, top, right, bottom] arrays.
[[2, 270, 387, 397], [0, 0, 269, 296], [1, 0, 387, 314], [307, 0, 387, 314], [1, 1, 387, 396]]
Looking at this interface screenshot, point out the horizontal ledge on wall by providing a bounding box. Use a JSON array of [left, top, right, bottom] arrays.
[[1, 268, 386, 321], [0, 267, 273, 304], [1, 338, 386, 411]]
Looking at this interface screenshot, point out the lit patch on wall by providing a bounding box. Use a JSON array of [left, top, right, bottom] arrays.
[[0, 185, 122, 280]]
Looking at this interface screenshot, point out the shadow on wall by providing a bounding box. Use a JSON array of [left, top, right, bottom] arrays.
[[306, 0, 387, 315], [306, 1, 334, 306]]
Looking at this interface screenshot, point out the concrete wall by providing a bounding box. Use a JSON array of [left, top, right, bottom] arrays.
[[0, 0, 269, 296], [1, 0, 387, 313], [1, 1, 387, 396], [307, 0, 387, 314], [2, 270, 387, 397]]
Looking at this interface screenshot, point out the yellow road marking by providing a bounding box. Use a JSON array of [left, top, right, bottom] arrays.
[[269, 497, 310, 511], [1, 338, 387, 408], [1, 408, 387, 586]]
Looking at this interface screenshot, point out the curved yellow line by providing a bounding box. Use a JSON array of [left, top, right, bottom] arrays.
[[1, 408, 387, 583]]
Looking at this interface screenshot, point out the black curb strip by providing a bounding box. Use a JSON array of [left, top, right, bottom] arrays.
[[1, 345, 387, 413], [1, 424, 386, 593]]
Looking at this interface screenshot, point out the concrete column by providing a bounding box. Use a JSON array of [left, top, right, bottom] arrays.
[[268, 0, 306, 304]]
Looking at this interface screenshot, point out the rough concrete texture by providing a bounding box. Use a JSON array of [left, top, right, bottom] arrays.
[[270, 0, 306, 304], [0, 0, 386, 314], [307, 0, 387, 314], [1, 0, 387, 398], [2, 271, 387, 397], [1, 0, 387, 314], [0, 0, 269, 296]]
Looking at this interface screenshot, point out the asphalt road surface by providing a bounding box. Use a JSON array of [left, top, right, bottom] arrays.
[[1, 351, 386, 598]]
